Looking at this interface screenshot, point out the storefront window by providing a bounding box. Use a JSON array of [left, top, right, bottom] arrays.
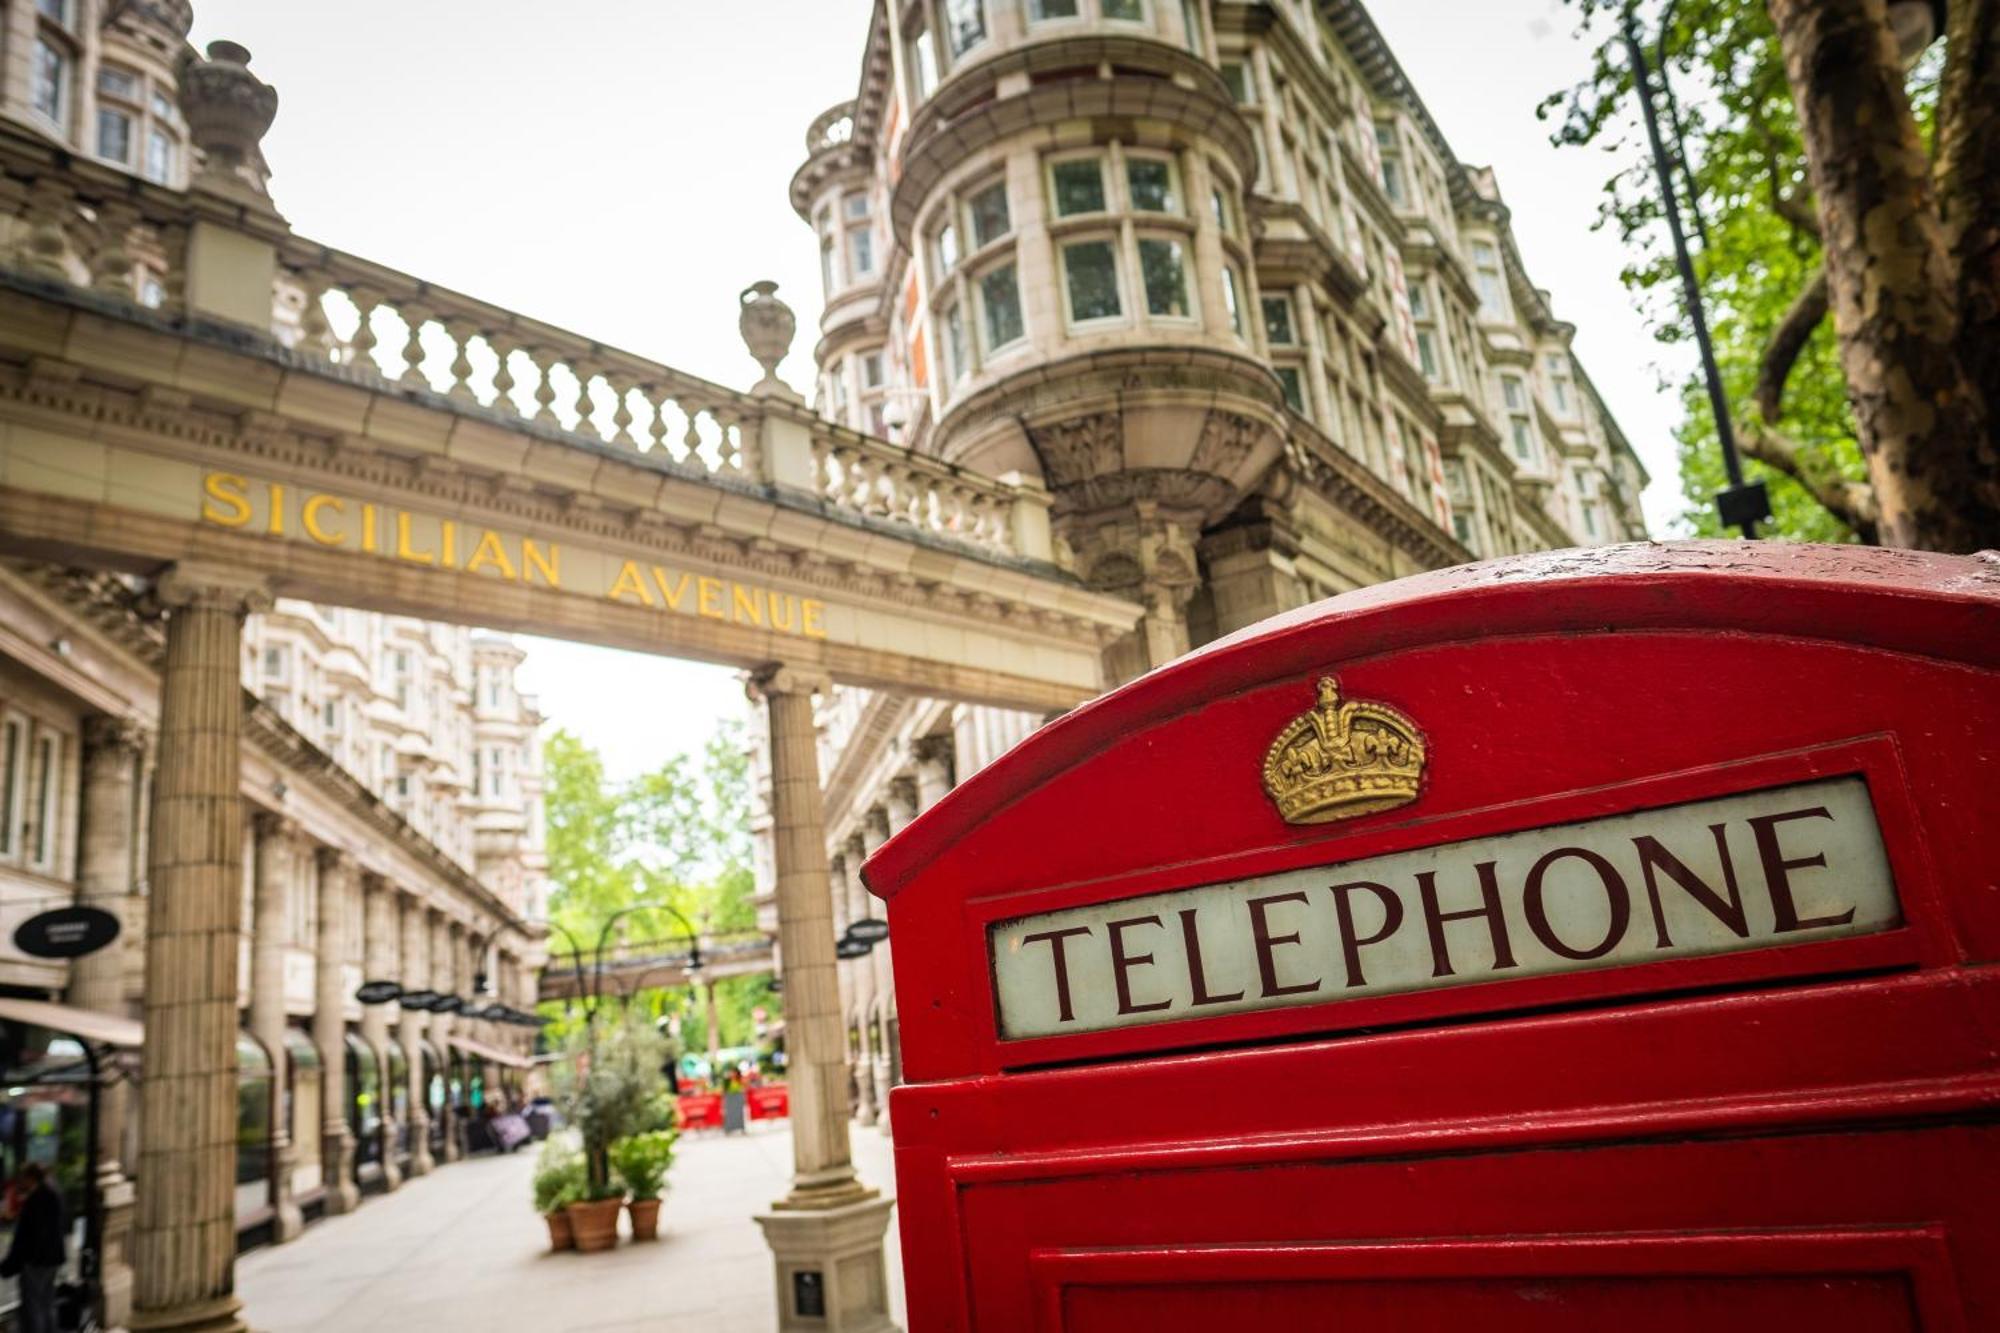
[[0, 1024, 89, 1315], [236, 1034, 273, 1225], [386, 1046, 410, 1159], [345, 1032, 382, 1176], [424, 1043, 445, 1154]]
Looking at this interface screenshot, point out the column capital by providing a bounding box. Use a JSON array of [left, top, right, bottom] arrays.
[[314, 845, 355, 875], [82, 714, 150, 760], [746, 663, 832, 702], [887, 775, 919, 818], [911, 733, 954, 770], [251, 809, 300, 844], [152, 564, 274, 617], [862, 804, 892, 846]]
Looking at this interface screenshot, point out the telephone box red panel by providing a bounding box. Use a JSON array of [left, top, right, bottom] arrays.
[[861, 543, 2000, 1332]]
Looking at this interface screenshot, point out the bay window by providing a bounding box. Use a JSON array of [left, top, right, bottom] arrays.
[[1262, 294, 1295, 346], [1126, 157, 1179, 213], [1050, 158, 1107, 216], [944, 0, 986, 59]]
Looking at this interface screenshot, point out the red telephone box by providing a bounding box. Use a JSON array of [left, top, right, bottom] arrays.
[[862, 542, 2000, 1332]]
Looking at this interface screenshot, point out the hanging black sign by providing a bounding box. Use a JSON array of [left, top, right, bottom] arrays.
[[397, 989, 442, 1011], [844, 917, 890, 945], [835, 936, 872, 960], [13, 906, 121, 960], [355, 980, 403, 1005], [431, 995, 466, 1015]]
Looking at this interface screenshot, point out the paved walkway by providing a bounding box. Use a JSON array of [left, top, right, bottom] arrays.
[[237, 1122, 905, 1331]]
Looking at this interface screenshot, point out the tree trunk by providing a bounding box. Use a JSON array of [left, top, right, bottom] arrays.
[[1767, 0, 2000, 551]]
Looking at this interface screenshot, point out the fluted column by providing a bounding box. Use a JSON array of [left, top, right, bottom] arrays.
[[845, 828, 880, 1128], [313, 848, 360, 1214], [749, 666, 865, 1203], [399, 894, 434, 1176], [751, 666, 896, 1333], [360, 876, 402, 1191], [431, 911, 459, 1162], [76, 715, 145, 1330], [249, 812, 304, 1241], [131, 566, 268, 1333]]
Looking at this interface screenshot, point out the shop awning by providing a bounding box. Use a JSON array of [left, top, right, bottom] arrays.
[[0, 998, 144, 1049], [449, 1034, 532, 1070]]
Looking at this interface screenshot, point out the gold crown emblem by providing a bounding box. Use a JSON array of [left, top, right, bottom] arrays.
[[1261, 675, 1426, 824]]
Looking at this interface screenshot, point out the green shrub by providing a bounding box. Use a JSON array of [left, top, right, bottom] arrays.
[[531, 1138, 586, 1215], [609, 1129, 678, 1201]]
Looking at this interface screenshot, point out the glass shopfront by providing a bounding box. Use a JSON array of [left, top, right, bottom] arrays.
[[386, 1045, 409, 1164], [282, 1028, 322, 1198], [344, 1031, 382, 1184], [0, 1024, 89, 1319], [422, 1041, 444, 1156], [235, 1034, 274, 1228]]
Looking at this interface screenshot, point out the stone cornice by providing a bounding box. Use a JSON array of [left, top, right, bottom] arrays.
[[1279, 413, 1470, 569]]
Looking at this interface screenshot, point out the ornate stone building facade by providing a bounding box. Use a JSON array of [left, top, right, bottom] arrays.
[[781, 0, 1649, 1129]]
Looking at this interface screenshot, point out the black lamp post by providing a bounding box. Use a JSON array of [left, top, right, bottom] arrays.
[[1621, 3, 1769, 538]]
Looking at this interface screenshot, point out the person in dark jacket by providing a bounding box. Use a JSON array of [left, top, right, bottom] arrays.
[[2, 1162, 64, 1333]]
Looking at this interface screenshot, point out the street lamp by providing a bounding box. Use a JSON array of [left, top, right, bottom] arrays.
[[1621, 2, 1770, 538]]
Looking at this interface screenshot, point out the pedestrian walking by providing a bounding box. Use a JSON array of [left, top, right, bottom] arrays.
[[1, 1162, 65, 1333]]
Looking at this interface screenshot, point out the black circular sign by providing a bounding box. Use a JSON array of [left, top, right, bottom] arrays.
[[835, 936, 873, 960], [355, 979, 403, 1005], [431, 995, 465, 1015], [844, 917, 890, 945], [14, 906, 121, 960], [397, 988, 441, 1011]]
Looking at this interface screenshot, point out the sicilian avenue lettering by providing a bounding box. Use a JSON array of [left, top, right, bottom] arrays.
[[991, 776, 1899, 1040]]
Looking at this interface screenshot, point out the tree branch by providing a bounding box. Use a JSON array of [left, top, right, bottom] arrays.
[[1737, 417, 1880, 543], [1753, 267, 1829, 421]]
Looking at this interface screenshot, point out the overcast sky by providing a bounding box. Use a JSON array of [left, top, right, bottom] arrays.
[[189, 0, 1689, 778]]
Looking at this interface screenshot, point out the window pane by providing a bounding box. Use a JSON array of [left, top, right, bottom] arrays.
[[1051, 159, 1105, 216], [0, 721, 20, 856], [149, 89, 173, 120], [1223, 266, 1243, 335], [1416, 331, 1439, 380], [909, 29, 938, 100], [1210, 186, 1229, 233], [98, 108, 132, 163], [1406, 281, 1428, 318], [944, 0, 986, 56], [1511, 418, 1532, 459], [934, 220, 959, 276], [1030, 0, 1080, 15], [862, 352, 884, 388], [1220, 62, 1251, 104], [1276, 366, 1304, 412], [944, 302, 968, 382], [979, 263, 1024, 350], [98, 65, 138, 99], [1181, 0, 1203, 50], [1262, 296, 1294, 345], [1063, 241, 1121, 321], [1104, 0, 1143, 18], [32, 39, 66, 122], [848, 226, 874, 275], [1127, 159, 1177, 213], [144, 129, 173, 184], [844, 193, 870, 220], [1137, 237, 1190, 317], [1502, 375, 1524, 410], [967, 181, 1010, 247]]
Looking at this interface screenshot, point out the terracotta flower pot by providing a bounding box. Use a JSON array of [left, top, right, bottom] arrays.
[[627, 1196, 662, 1241], [567, 1197, 623, 1252], [544, 1209, 574, 1252]]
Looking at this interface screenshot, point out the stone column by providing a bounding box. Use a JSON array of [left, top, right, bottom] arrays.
[[131, 566, 268, 1333], [431, 911, 459, 1163], [399, 894, 434, 1176], [873, 780, 920, 1134], [360, 876, 402, 1191], [848, 820, 882, 1129], [313, 849, 360, 1214], [249, 812, 304, 1241], [75, 715, 145, 1330], [749, 665, 897, 1333]]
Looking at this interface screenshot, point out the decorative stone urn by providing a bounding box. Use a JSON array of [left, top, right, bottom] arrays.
[[177, 41, 279, 201], [739, 280, 802, 401]]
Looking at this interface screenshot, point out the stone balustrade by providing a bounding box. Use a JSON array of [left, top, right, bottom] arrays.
[[0, 122, 1053, 567]]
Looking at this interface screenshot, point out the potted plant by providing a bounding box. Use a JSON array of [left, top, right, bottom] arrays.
[[609, 1129, 678, 1241], [531, 1139, 585, 1251], [557, 1013, 671, 1252]]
